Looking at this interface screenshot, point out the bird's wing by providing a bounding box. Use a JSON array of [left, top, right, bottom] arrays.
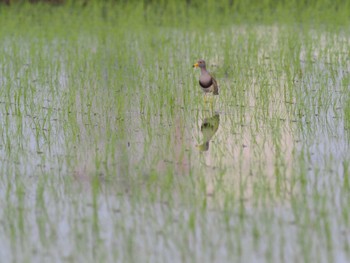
[[211, 75, 219, 95]]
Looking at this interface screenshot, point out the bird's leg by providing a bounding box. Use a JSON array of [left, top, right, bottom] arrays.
[[203, 94, 207, 103], [209, 96, 214, 111]]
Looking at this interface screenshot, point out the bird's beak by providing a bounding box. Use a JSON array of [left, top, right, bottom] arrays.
[[193, 62, 199, 68]]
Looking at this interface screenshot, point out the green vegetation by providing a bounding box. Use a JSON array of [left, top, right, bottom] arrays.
[[0, 1, 349, 262]]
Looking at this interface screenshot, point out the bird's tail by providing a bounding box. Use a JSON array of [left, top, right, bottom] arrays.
[[213, 86, 219, 95], [212, 78, 219, 95]]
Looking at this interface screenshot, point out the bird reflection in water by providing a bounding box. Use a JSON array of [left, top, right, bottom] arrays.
[[197, 113, 220, 151]]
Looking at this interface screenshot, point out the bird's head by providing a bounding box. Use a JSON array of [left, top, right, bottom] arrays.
[[193, 59, 206, 69]]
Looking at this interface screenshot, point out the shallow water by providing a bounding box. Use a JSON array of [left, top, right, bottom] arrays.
[[0, 25, 349, 262]]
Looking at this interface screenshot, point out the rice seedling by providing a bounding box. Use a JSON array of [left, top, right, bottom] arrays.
[[0, 1, 349, 262]]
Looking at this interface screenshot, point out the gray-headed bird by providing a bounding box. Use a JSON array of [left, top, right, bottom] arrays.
[[193, 59, 219, 98]]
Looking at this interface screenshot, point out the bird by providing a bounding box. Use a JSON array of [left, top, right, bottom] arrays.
[[193, 59, 219, 98], [197, 113, 220, 151]]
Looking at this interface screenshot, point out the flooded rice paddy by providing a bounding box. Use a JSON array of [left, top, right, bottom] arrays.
[[0, 22, 349, 262]]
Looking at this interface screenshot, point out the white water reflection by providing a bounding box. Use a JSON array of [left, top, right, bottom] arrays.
[[0, 27, 349, 263]]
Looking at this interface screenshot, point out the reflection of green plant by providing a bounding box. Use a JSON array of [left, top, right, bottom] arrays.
[[1, 3, 350, 262]]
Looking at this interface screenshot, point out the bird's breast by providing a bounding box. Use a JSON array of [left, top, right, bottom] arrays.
[[199, 79, 213, 88], [199, 72, 213, 88]]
